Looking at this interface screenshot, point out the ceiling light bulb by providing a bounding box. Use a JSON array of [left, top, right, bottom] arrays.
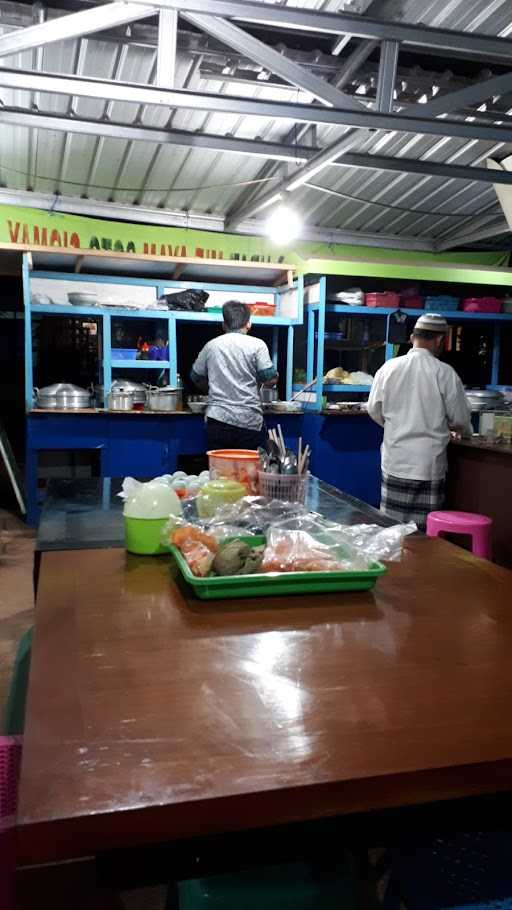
[[265, 205, 302, 245]]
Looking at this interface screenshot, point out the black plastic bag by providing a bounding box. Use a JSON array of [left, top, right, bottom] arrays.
[[158, 289, 209, 312]]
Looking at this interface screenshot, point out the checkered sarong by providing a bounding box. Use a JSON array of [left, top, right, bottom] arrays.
[[380, 472, 445, 531]]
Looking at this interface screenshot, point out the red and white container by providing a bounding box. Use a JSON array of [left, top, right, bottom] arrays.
[[365, 292, 400, 308], [208, 449, 260, 495]]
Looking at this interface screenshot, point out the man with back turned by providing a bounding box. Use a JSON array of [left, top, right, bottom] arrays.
[[191, 300, 278, 450], [368, 313, 472, 530]]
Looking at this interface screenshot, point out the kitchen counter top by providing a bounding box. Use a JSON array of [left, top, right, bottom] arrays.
[[452, 436, 512, 456]]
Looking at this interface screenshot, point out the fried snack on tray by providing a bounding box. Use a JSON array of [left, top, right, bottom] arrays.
[[171, 526, 219, 577]]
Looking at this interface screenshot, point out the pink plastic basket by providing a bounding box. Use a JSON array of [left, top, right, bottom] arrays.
[[0, 736, 22, 910], [462, 297, 502, 313]]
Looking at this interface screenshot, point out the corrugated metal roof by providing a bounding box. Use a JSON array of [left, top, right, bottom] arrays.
[[0, 0, 511, 249]]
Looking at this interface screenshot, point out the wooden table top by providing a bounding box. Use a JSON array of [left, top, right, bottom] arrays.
[[18, 538, 512, 864]]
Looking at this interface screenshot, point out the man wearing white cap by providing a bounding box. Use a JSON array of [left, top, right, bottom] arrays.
[[368, 313, 472, 530]]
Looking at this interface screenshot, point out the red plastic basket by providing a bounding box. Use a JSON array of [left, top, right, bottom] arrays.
[[0, 736, 22, 910], [248, 302, 276, 317], [365, 292, 400, 308], [462, 297, 502, 313]]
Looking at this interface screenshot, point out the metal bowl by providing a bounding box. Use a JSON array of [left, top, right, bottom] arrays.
[[188, 400, 207, 414], [68, 292, 99, 307]]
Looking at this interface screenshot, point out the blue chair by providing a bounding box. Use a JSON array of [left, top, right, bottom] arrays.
[[381, 832, 512, 910]]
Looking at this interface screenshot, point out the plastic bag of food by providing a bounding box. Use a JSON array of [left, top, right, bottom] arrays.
[[119, 477, 182, 519], [207, 496, 309, 535], [335, 522, 417, 562], [262, 515, 370, 574]]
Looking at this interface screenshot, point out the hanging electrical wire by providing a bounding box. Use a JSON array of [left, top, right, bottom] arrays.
[[303, 182, 490, 219]]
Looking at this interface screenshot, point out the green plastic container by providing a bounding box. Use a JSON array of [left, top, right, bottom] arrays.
[[124, 516, 169, 555], [179, 857, 357, 910], [170, 535, 386, 600]]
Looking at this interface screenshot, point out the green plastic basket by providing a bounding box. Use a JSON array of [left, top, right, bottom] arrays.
[[124, 516, 169, 555], [170, 535, 386, 600]]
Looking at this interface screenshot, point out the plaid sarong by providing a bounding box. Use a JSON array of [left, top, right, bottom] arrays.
[[380, 472, 445, 531]]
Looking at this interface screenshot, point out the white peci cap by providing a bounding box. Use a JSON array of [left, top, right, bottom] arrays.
[[414, 313, 449, 333]]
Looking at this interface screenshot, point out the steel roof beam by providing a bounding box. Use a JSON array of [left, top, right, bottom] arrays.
[[418, 71, 512, 119], [156, 8, 177, 88], [226, 129, 372, 228], [0, 1, 158, 58], [335, 152, 512, 186], [182, 13, 366, 110], [0, 107, 311, 160], [0, 186, 435, 252], [5, 107, 512, 188], [375, 41, 399, 114], [128, 0, 512, 64], [2, 69, 512, 146]]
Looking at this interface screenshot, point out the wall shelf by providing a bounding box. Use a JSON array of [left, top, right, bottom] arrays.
[[110, 360, 171, 370], [24, 254, 304, 411], [31, 303, 293, 327], [324, 303, 512, 321]]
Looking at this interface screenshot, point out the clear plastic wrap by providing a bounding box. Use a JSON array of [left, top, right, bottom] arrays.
[[336, 522, 417, 562], [262, 515, 371, 574], [262, 515, 417, 571]]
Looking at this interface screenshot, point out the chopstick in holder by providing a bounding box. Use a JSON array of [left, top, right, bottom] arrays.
[[298, 436, 303, 470], [299, 444, 310, 474], [277, 424, 286, 457]]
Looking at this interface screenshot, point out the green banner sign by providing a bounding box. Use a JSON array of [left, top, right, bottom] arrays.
[[0, 203, 509, 275]]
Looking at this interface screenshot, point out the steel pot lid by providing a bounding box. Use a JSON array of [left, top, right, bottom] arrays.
[[111, 379, 147, 392], [466, 389, 503, 399], [150, 385, 179, 393], [38, 382, 90, 396]]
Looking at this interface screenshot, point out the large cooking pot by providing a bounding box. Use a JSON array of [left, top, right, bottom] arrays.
[[35, 382, 91, 410], [96, 379, 147, 407], [108, 390, 135, 411], [147, 386, 181, 411], [111, 379, 147, 404], [465, 389, 504, 412]]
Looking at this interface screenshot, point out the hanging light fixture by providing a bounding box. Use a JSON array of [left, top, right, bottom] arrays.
[[265, 204, 302, 245]]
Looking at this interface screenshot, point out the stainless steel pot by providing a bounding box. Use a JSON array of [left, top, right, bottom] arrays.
[[35, 382, 91, 410], [465, 389, 504, 412], [108, 390, 135, 411], [110, 379, 147, 405], [147, 386, 181, 411]]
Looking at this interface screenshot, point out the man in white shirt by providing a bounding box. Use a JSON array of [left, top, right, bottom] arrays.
[[191, 300, 278, 450], [368, 313, 472, 529]]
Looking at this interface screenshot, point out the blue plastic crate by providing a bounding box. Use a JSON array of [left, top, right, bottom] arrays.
[[424, 297, 459, 312], [111, 348, 138, 360]]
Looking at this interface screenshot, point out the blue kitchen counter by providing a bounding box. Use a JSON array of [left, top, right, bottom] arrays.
[[26, 410, 383, 525]]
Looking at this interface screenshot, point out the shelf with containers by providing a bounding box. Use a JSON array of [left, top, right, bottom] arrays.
[[23, 251, 302, 411], [23, 250, 301, 524], [292, 263, 512, 410]]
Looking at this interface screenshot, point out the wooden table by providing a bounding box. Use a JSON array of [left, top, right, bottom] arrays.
[[18, 538, 512, 866]]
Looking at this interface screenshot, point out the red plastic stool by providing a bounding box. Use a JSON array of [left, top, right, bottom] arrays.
[[0, 736, 22, 910], [426, 510, 492, 560]]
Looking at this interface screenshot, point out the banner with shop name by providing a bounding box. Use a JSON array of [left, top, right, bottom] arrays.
[[0, 203, 509, 272]]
